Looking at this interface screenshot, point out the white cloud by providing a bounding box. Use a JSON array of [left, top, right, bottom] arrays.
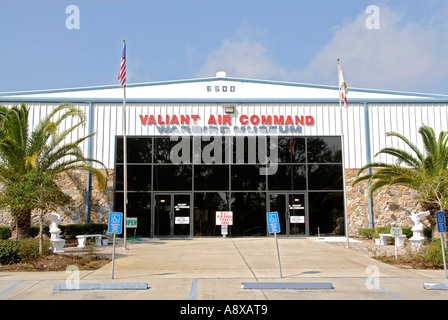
[[195, 5, 448, 94], [195, 39, 288, 80], [304, 6, 448, 93]]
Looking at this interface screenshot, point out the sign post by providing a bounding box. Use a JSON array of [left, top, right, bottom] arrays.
[[216, 211, 233, 238], [390, 227, 402, 260], [126, 217, 138, 238], [436, 211, 447, 279], [108, 212, 123, 279], [267, 212, 282, 278]]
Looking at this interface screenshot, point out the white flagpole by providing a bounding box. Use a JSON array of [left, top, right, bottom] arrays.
[[337, 58, 350, 249], [122, 37, 128, 250]]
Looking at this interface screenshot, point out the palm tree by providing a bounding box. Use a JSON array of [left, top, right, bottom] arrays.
[[0, 103, 107, 239], [353, 125, 448, 229]]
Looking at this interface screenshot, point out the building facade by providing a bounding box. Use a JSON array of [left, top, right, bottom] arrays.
[[1, 73, 447, 237]]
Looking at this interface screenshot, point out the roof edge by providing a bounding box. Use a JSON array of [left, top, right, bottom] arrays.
[[1, 75, 447, 100]]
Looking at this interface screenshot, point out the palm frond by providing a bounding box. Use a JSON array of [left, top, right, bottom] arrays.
[[0, 103, 106, 187], [355, 126, 448, 202], [386, 131, 426, 162], [374, 147, 422, 168]]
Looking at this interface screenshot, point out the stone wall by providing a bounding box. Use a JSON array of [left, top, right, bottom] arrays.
[[54, 169, 115, 225], [345, 169, 428, 236]]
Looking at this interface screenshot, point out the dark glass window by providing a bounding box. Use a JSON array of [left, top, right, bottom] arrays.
[[115, 165, 151, 191], [268, 165, 306, 190], [308, 164, 343, 190], [154, 137, 192, 163], [273, 137, 306, 163], [194, 192, 230, 236], [308, 192, 344, 236], [194, 165, 229, 191], [153, 165, 192, 191], [307, 137, 342, 163], [112, 135, 346, 238], [231, 165, 266, 190], [116, 137, 152, 163], [231, 192, 266, 236]]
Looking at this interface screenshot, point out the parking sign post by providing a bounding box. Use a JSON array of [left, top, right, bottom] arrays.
[[267, 212, 282, 278], [436, 211, 447, 279], [108, 212, 123, 280]]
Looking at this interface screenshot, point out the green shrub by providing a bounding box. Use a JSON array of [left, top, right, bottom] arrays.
[[61, 223, 107, 239], [0, 226, 11, 240], [0, 238, 51, 265], [401, 227, 413, 238], [0, 240, 23, 264], [424, 227, 433, 239], [358, 226, 431, 240], [29, 225, 50, 238], [19, 238, 50, 259], [358, 228, 375, 239], [377, 226, 391, 234]]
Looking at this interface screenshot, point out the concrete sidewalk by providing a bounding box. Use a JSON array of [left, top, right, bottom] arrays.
[[1, 237, 448, 301]]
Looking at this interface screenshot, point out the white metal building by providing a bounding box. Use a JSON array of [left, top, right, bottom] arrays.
[[1, 72, 447, 237]]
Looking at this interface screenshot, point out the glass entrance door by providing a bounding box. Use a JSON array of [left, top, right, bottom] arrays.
[[173, 194, 191, 236], [288, 194, 306, 235], [268, 193, 307, 236], [154, 193, 192, 237]]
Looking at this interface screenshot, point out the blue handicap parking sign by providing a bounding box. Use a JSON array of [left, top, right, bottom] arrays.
[[437, 211, 446, 233], [267, 212, 281, 234], [108, 212, 123, 234]]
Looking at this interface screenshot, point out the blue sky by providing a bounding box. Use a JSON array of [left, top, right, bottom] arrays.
[[1, 1, 448, 94]]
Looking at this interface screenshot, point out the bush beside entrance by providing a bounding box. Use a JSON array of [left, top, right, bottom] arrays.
[[358, 227, 432, 240]]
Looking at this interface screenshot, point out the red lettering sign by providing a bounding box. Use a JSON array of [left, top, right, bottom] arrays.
[[138, 114, 315, 126], [216, 211, 233, 226], [239, 115, 248, 125]]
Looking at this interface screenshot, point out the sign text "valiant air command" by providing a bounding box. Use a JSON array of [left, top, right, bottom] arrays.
[[139, 114, 314, 126], [139, 114, 315, 135]]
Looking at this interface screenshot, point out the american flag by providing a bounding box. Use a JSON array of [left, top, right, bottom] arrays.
[[118, 43, 126, 87]]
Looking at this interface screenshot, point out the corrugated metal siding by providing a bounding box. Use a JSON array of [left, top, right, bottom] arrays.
[[5, 101, 447, 171], [368, 103, 448, 166], [344, 103, 366, 169]]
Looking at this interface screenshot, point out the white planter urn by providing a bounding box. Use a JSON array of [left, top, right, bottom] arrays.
[[409, 210, 430, 251], [48, 213, 66, 253]]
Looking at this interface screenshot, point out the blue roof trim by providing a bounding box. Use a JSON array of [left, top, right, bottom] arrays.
[[1, 76, 448, 100], [1, 97, 448, 104]]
